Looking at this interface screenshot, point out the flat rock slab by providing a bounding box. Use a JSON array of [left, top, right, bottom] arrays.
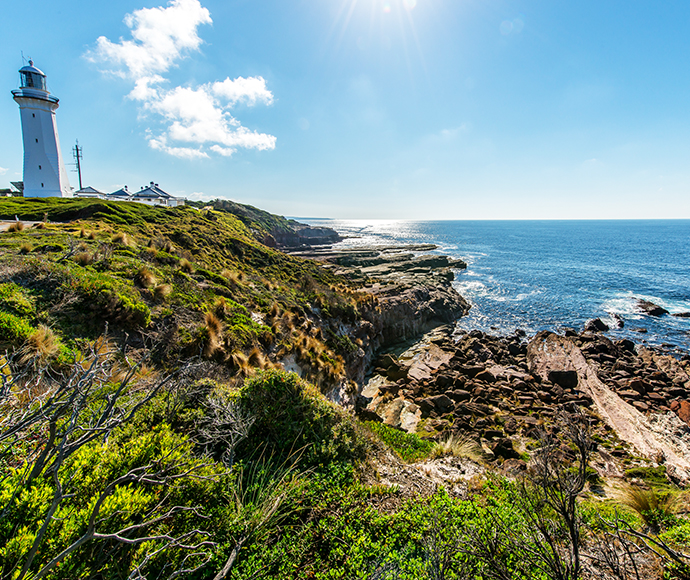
[[402, 343, 454, 382], [528, 331, 690, 483]]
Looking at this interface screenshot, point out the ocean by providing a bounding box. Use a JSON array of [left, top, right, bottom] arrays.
[[302, 219, 690, 353]]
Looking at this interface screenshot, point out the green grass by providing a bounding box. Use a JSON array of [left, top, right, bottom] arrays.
[[364, 421, 436, 462]]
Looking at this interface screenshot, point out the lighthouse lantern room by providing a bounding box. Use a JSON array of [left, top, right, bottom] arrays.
[[12, 61, 72, 198]]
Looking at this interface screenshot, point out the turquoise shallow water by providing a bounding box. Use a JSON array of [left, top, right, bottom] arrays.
[[302, 219, 690, 353]]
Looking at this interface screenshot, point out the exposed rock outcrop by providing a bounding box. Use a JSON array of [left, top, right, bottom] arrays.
[[636, 299, 669, 316]]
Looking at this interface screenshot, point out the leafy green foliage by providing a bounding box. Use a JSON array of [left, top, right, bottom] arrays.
[[238, 370, 367, 468], [0, 310, 35, 348]]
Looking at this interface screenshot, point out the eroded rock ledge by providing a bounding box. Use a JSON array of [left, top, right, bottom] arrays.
[[295, 244, 470, 381]]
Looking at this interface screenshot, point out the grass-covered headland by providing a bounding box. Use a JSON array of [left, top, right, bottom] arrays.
[[0, 198, 688, 579]]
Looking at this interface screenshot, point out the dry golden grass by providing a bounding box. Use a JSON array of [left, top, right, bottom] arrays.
[[112, 232, 131, 246], [268, 302, 280, 320], [88, 230, 96, 240], [214, 297, 229, 320], [228, 352, 251, 376], [179, 258, 195, 273], [135, 363, 159, 383], [430, 434, 484, 462], [136, 266, 156, 289], [247, 346, 264, 368], [19, 242, 32, 254], [7, 222, 24, 233], [205, 311, 223, 339], [34, 222, 46, 230], [615, 484, 675, 529], [153, 283, 172, 301], [18, 325, 60, 365], [74, 252, 94, 266]]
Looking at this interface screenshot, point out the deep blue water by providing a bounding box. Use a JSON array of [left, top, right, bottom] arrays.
[[302, 219, 690, 353]]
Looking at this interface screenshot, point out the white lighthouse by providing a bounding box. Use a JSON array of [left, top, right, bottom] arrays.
[[11, 61, 72, 198]]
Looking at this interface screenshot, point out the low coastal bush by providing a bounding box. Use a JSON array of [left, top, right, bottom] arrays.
[[237, 370, 367, 468], [0, 310, 35, 348]]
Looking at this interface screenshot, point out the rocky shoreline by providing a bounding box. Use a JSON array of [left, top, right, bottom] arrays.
[[359, 324, 690, 483]]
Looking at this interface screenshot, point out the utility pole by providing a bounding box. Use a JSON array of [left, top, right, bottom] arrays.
[[73, 140, 83, 191]]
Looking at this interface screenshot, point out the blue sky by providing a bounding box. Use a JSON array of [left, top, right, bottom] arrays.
[[2, 0, 690, 219]]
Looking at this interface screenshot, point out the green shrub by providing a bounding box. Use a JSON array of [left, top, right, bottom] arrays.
[[238, 370, 367, 468], [0, 282, 35, 317], [0, 310, 35, 348]]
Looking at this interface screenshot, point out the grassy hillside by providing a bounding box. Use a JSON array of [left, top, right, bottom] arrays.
[[0, 198, 371, 386]]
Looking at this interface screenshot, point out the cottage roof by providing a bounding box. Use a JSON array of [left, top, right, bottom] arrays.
[[133, 183, 172, 199], [77, 186, 103, 194]]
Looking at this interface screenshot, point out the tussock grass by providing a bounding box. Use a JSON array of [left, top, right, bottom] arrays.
[[18, 324, 60, 365], [430, 434, 484, 462], [7, 222, 24, 233], [19, 242, 32, 254], [136, 266, 156, 289], [112, 231, 131, 246], [205, 311, 222, 338], [229, 351, 251, 376], [179, 258, 195, 273], [203, 311, 223, 358], [153, 283, 172, 301], [74, 252, 94, 266], [247, 346, 264, 368], [213, 297, 229, 320], [616, 484, 676, 531]]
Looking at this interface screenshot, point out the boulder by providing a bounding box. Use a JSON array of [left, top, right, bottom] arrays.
[[490, 437, 521, 460], [670, 400, 690, 428], [585, 318, 609, 332], [474, 369, 496, 383], [421, 394, 454, 413], [636, 299, 669, 317], [548, 370, 579, 389], [448, 389, 471, 402]]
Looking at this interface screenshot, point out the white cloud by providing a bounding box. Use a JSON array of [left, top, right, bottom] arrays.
[[212, 77, 274, 106], [0, 167, 8, 176], [88, 0, 275, 160], [210, 145, 236, 157], [148, 135, 209, 159], [90, 0, 211, 79], [188, 190, 215, 201]]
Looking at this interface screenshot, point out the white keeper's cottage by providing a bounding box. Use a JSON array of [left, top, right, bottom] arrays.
[[12, 61, 72, 198]]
